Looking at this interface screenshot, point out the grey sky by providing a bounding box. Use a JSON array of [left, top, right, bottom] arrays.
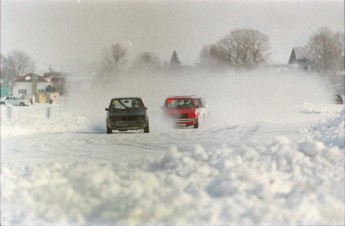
[[1, 0, 344, 73]]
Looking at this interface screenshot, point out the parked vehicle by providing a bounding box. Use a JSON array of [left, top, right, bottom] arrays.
[[333, 83, 344, 104], [105, 97, 149, 134], [0, 96, 31, 106], [162, 95, 204, 129], [334, 94, 344, 105]]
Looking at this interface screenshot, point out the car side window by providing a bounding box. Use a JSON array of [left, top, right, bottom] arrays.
[[131, 99, 144, 109], [129, 99, 144, 109], [201, 98, 206, 107], [193, 98, 200, 107]]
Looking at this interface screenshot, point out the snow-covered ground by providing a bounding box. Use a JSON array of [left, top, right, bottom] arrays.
[[1, 71, 344, 225]]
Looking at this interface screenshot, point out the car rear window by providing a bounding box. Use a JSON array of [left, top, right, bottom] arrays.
[[110, 98, 143, 110], [165, 98, 194, 109]]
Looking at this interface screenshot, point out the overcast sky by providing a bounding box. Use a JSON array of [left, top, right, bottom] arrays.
[[1, 0, 344, 73]]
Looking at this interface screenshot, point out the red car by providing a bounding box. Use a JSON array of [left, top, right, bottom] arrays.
[[162, 96, 201, 128]]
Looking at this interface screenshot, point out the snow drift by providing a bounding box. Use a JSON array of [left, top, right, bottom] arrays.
[[1, 134, 343, 224]]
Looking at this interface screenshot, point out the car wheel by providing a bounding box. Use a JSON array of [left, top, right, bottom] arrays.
[[20, 102, 25, 106], [194, 119, 199, 129], [106, 123, 112, 134], [144, 122, 150, 133], [0, 102, 5, 105]]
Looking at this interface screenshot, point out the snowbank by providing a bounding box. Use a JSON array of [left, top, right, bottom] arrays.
[[304, 107, 345, 149], [1, 104, 87, 136], [1, 136, 343, 225]]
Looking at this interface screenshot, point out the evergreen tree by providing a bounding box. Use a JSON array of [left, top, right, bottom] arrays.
[[170, 50, 181, 66]]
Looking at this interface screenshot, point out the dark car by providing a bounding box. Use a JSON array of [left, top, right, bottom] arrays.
[[105, 97, 149, 133]]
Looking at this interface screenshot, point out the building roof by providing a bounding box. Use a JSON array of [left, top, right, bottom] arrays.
[[293, 47, 310, 60], [14, 73, 50, 83], [288, 47, 314, 65], [43, 72, 65, 78]]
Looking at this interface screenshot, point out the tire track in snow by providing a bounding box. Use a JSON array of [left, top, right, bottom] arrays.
[[2, 121, 307, 165]]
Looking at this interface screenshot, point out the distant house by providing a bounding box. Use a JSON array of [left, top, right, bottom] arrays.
[[12, 73, 60, 103], [288, 47, 316, 71], [13, 73, 50, 96]]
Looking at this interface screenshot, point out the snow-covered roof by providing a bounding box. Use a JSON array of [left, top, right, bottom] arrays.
[[43, 72, 66, 78], [293, 47, 310, 60], [14, 73, 50, 83]]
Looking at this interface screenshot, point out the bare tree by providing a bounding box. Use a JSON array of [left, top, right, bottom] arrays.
[[220, 29, 270, 68], [1, 50, 36, 81], [132, 51, 161, 69], [101, 43, 128, 73], [306, 27, 344, 72], [246, 29, 271, 66], [199, 44, 227, 68], [200, 29, 270, 69]]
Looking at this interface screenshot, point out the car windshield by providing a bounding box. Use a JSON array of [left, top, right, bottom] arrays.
[[110, 98, 143, 110], [165, 98, 194, 109]]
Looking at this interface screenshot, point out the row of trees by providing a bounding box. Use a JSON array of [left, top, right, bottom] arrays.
[[198, 27, 344, 72], [99, 29, 269, 74], [0, 46, 182, 84], [1, 26, 343, 82], [100, 26, 343, 73], [99, 43, 181, 75]]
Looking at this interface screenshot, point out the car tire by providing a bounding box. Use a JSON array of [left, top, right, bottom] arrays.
[[0, 102, 5, 105], [194, 119, 199, 129], [106, 123, 112, 134], [144, 122, 150, 133]]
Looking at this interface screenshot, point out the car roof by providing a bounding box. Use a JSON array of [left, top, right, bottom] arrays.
[[111, 97, 142, 100], [166, 95, 197, 99]]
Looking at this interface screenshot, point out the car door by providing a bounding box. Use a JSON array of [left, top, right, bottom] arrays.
[[194, 98, 207, 118], [8, 96, 14, 105], [12, 97, 18, 105], [201, 98, 208, 116]]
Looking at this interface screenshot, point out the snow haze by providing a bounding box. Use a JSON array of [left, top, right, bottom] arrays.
[[65, 70, 335, 133]]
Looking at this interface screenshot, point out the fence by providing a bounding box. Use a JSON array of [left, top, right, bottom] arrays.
[[3, 105, 53, 121]]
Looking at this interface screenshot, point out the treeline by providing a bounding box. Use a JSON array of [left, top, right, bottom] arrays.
[[96, 28, 270, 75], [1, 26, 344, 83]]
